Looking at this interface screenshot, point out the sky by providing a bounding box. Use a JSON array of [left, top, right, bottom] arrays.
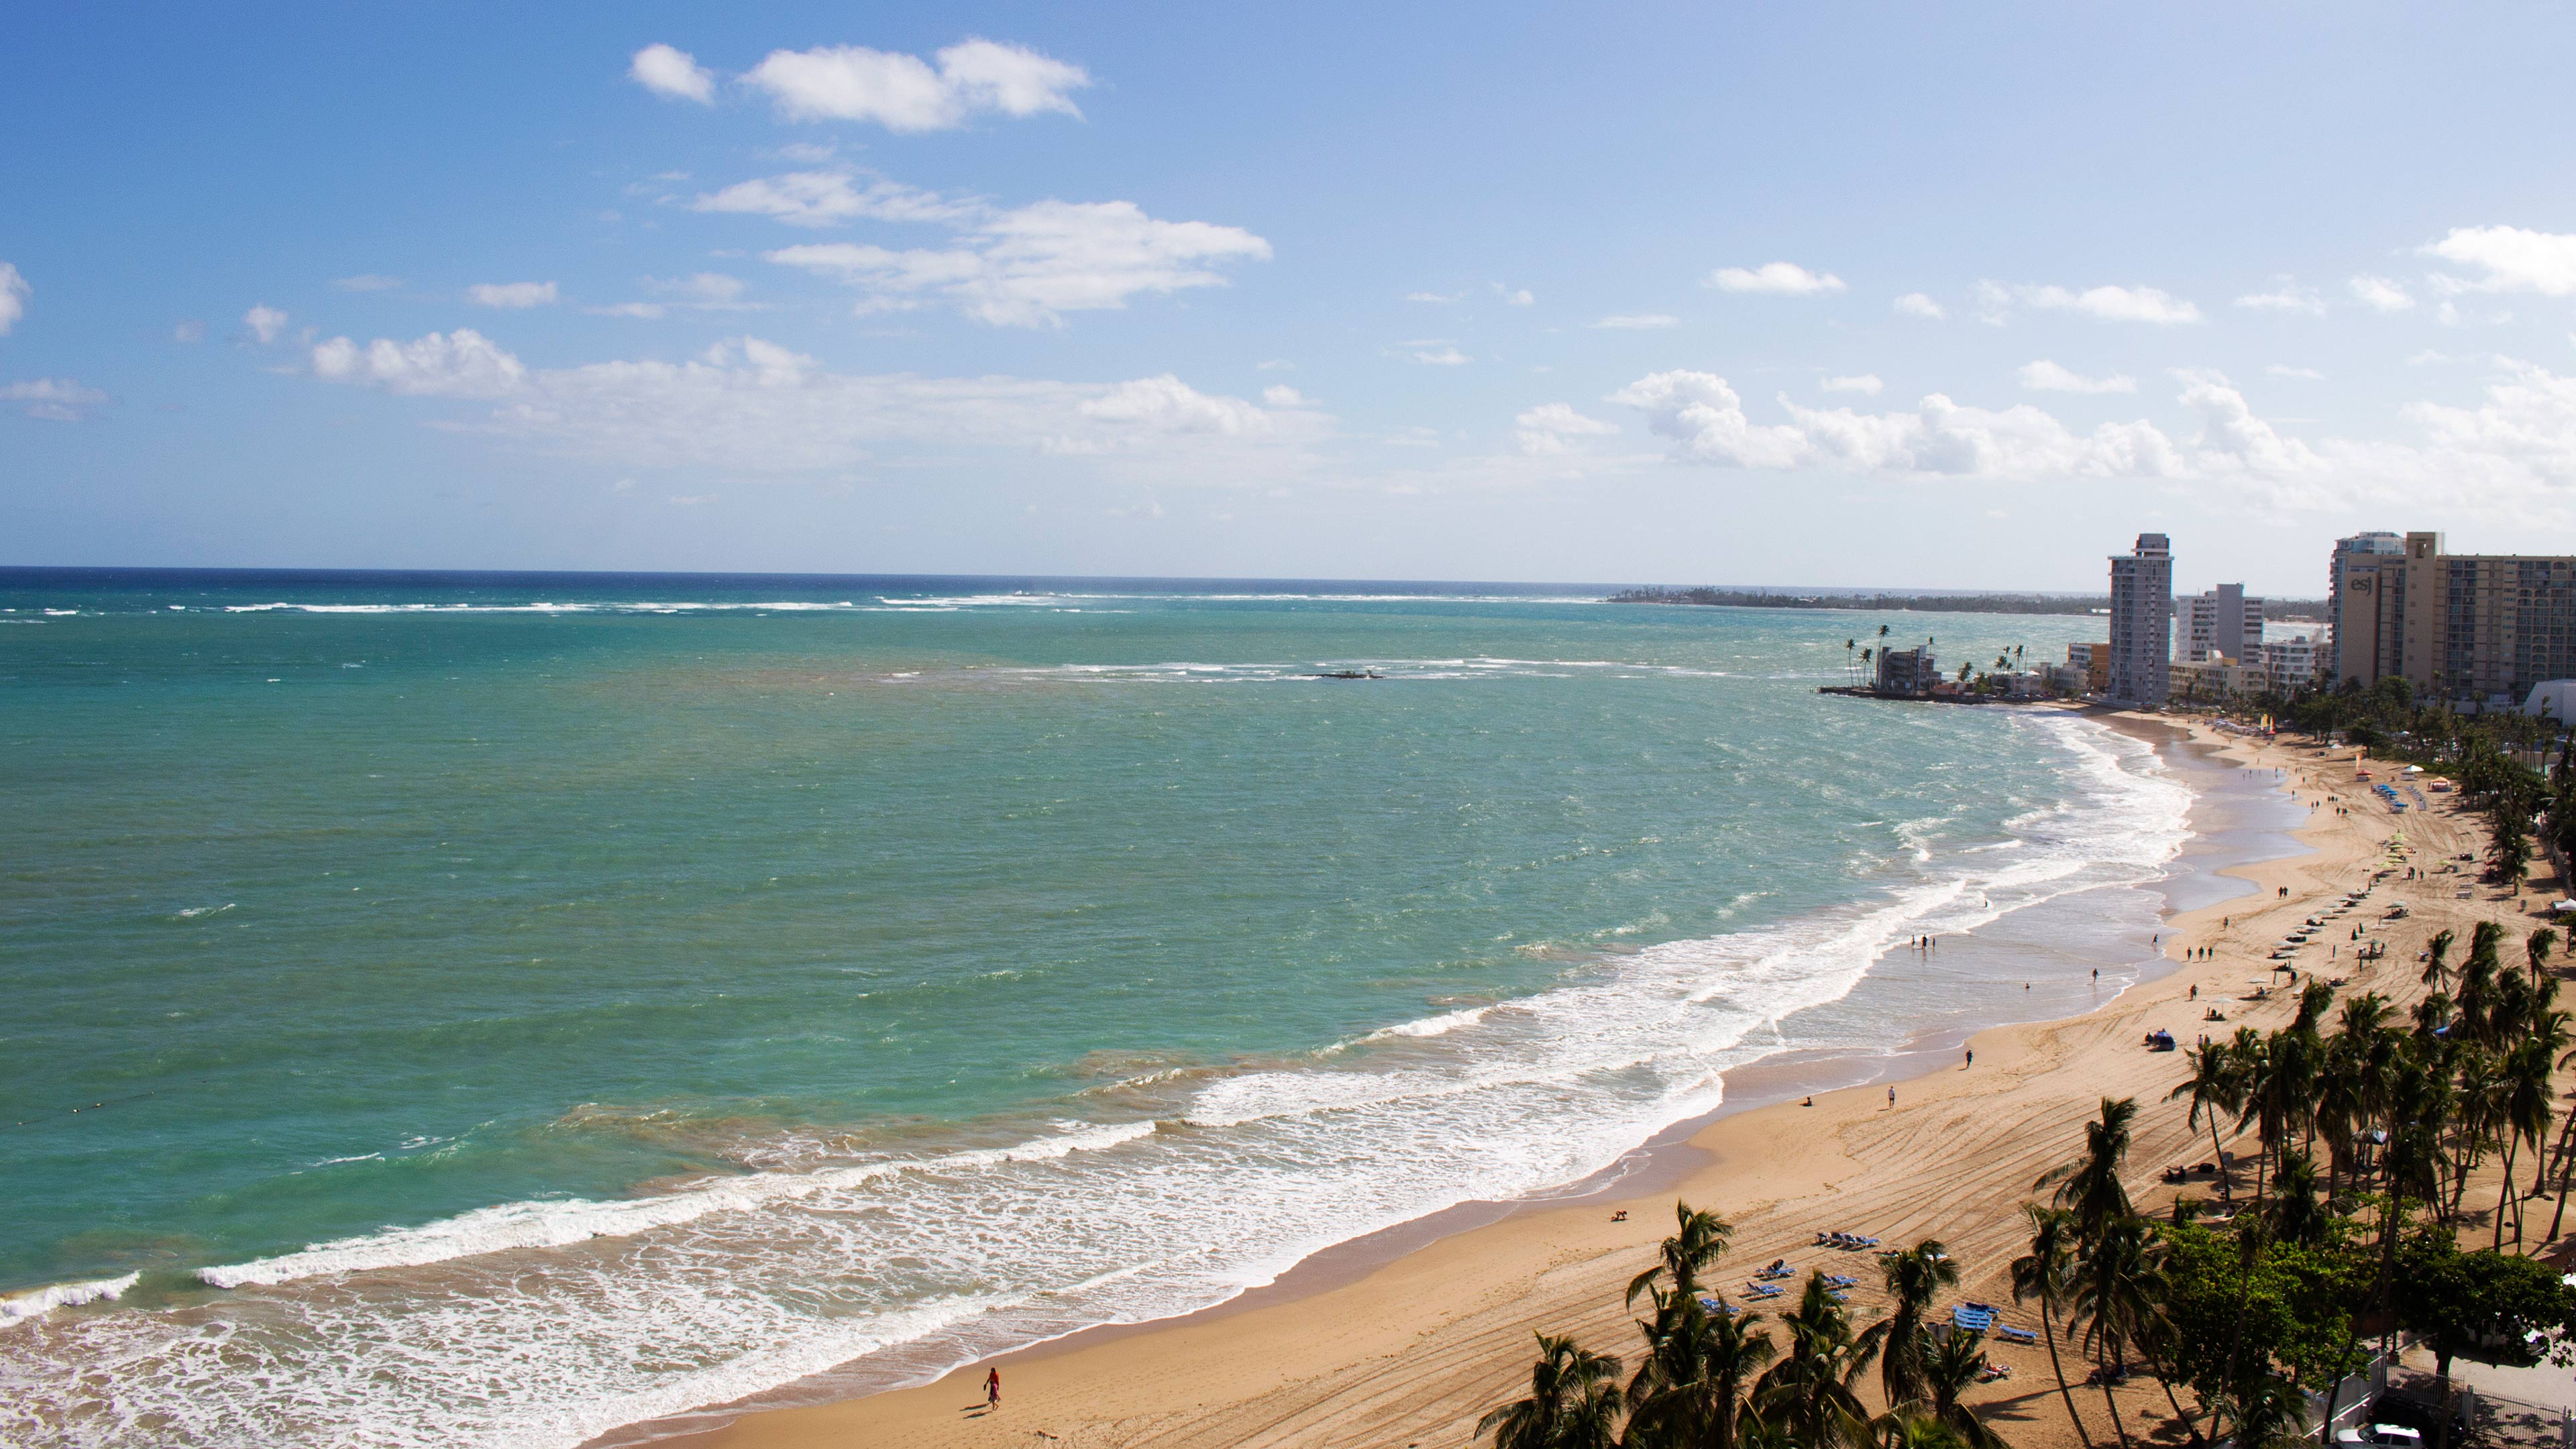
[[7, 3, 2576, 593]]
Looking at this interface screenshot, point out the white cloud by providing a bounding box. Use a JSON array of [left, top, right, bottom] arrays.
[[1080, 374, 1274, 435], [2017, 359, 2137, 394], [2019, 283, 2201, 325], [643, 272, 750, 307], [1261, 384, 1306, 407], [743, 39, 1090, 131], [1823, 374, 1883, 395], [1592, 313, 1678, 329], [1405, 290, 1464, 303], [690, 171, 971, 228], [1405, 346, 1471, 366], [1605, 358, 2576, 528], [2267, 364, 2324, 380], [298, 328, 1322, 478], [467, 282, 559, 309], [0, 262, 25, 335], [1256, 358, 1295, 371], [588, 302, 666, 319], [1500, 287, 1536, 307], [173, 319, 206, 343], [629, 44, 715, 104], [2421, 225, 2576, 297], [2235, 281, 2327, 315], [1892, 292, 1945, 321], [330, 274, 403, 292], [2349, 274, 2415, 313], [765, 199, 1269, 327], [2, 378, 107, 421], [310, 329, 529, 398], [1512, 402, 1617, 455], [242, 305, 289, 344], [1708, 262, 1845, 295]]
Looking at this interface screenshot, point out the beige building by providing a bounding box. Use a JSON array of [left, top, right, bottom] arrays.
[[2332, 531, 2576, 705]]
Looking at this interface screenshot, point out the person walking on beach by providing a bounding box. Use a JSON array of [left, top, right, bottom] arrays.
[[1886, 1085, 1896, 1109], [985, 1366, 1002, 1410]]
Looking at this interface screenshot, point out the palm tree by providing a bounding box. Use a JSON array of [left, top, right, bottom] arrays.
[[2009, 1205, 2094, 1449], [2424, 928, 2457, 994], [2224, 1371, 2312, 1449], [1480, 1333, 1624, 1449], [1626, 1297, 1774, 1449], [2169, 1044, 2245, 1201], [1847, 638, 1858, 685], [1919, 1330, 2004, 1449], [2493, 1036, 2555, 1248], [1627, 1200, 1733, 1308], [2068, 1216, 2171, 1449], [1753, 1273, 1886, 1449], [2037, 1097, 2137, 1240], [2530, 927, 2559, 986], [1879, 1240, 1960, 1424]]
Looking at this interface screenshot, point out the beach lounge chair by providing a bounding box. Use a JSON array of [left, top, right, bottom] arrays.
[[1950, 1305, 1996, 1332], [1745, 1283, 1783, 1300], [1824, 1274, 1858, 1288], [1996, 1325, 2039, 1345]]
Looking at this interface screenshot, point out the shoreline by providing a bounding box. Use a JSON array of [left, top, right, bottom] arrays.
[[606, 710, 2329, 1449]]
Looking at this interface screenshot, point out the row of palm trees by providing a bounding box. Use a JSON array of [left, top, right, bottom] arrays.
[[1481, 919, 2576, 1449], [1480, 1203, 1994, 1449]]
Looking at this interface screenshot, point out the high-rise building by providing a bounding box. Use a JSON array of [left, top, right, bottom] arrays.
[[2328, 531, 2406, 685], [2176, 584, 2263, 662], [2331, 531, 2576, 705], [2108, 533, 2172, 707]]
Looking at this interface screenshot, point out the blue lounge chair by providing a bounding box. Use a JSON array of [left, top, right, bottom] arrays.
[[1996, 1325, 2039, 1345], [1950, 1305, 1996, 1332]]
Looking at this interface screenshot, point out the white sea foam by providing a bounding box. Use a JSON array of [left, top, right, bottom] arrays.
[[0, 715, 2190, 1449], [0, 1274, 138, 1323]]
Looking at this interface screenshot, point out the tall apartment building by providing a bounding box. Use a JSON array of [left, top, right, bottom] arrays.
[[2328, 531, 2406, 684], [2108, 533, 2173, 707], [2331, 531, 2576, 705], [2176, 584, 2263, 663]]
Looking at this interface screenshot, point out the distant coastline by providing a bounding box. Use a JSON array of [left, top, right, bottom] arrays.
[[1608, 585, 2327, 620]]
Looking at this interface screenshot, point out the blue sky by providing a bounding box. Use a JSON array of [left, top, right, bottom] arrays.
[[7, 3, 2576, 592]]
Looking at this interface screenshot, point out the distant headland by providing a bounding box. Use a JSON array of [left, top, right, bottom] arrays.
[[1607, 585, 2327, 619]]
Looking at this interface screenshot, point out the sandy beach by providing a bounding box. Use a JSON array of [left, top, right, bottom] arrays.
[[651, 714, 2534, 1449]]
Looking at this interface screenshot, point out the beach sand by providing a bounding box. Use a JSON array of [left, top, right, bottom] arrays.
[[651, 716, 2541, 1449]]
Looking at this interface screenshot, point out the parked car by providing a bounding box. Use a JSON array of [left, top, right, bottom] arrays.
[[2335, 1426, 2423, 1449]]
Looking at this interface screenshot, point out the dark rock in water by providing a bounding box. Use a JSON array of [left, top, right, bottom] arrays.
[[1316, 670, 1382, 680]]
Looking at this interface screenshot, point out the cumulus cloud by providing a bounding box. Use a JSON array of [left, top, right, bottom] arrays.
[[1499, 286, 1536, 307], [1892, 292, 1945, 320], [744, 39, 1090, 131], [242, 305, 289, 344], [765, 199, 1269, 327], [0, 262, 26, 335], [2018, 359, 2137, 394], [297, 329, 1320, 478], [2267, 364, 2325, 380], [2349, 274, 2415, 313], [3, 378, 107, 421], [589, 302, 666, 319], [1823, 374, 1883, 395], [2019, 283, 2201, 325], [1592, 313, 1678, 329], [468, 282, 559, 309], [330, 274, 404, 292], [1402, 345, 1471, 366], [643, 272, 751, 308], [1708, 262, 1845, 295], [690, 171, 971, 227], [630, 43, 715, 103], [1513, 402, 1618, 455], [311, 329, 529, 397], [1607, 357, 2576, 528], [2235, 281, 2326, 315], [2421, 225, 2576, 297]]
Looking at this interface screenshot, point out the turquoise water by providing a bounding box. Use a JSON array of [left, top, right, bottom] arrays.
[[0, 572, 2184, 1447]]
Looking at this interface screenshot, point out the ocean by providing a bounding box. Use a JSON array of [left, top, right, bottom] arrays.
[[0, 570, 2199, 1448]]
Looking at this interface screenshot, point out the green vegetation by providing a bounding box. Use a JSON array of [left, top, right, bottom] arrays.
[[1478, 969, 2576, 1448]]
